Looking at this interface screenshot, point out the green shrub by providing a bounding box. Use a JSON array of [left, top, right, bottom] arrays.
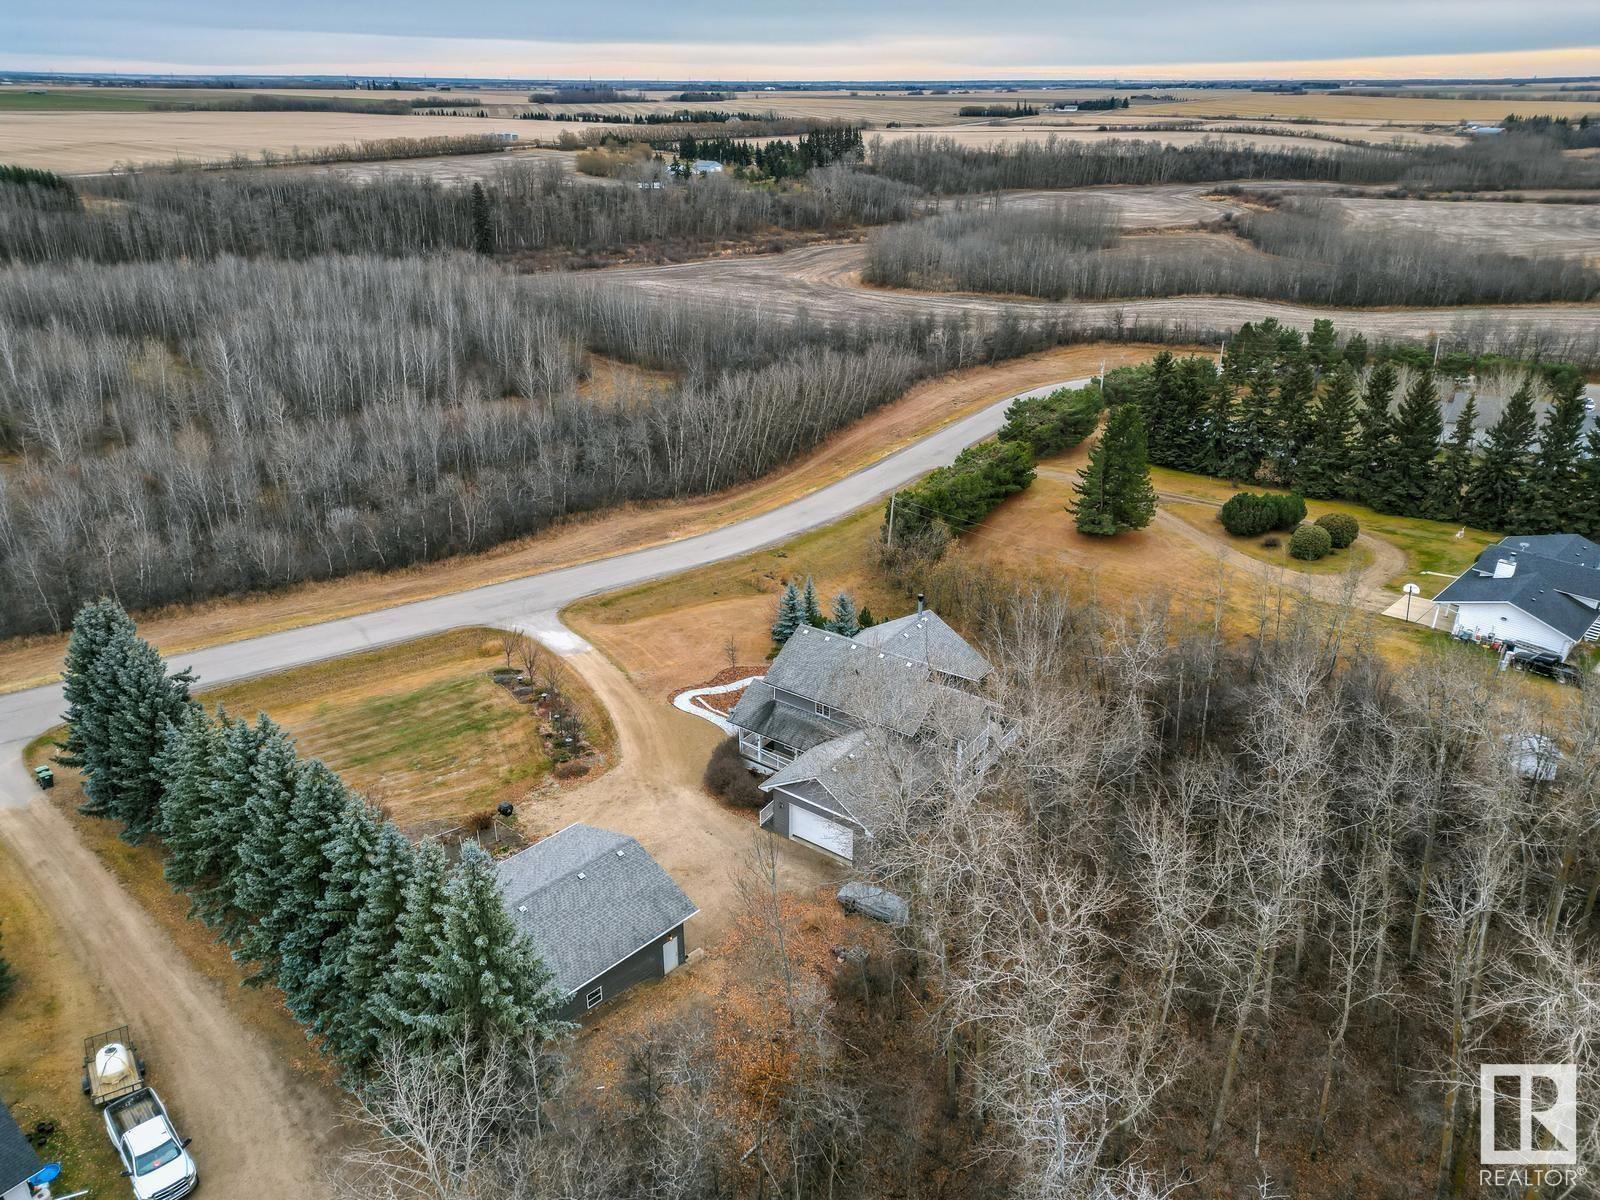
[[1289, 523, 1334, 560], [1219, 492, 1275, 537], [704, 736, 765, 808], [885, 439, 1036, 543], [1270, 493, 1307, 529], [1315, 511, 1360, 549], [998, 384, 1101, 458]]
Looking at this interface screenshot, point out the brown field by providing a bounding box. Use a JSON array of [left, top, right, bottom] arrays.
[[0, 342, 1163, 693], [0, 109, 602, 174], [1139, 92, 1600, 123]]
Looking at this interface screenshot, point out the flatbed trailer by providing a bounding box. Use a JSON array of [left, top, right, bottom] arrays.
[[82, 1026, 144, 1107]]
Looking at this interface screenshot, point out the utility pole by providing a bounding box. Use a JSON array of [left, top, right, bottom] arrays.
[[1100, 358, 1107, 405], [887, 491, 897, 549]]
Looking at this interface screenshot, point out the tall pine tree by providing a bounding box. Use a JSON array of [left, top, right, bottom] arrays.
[[373, 837, 452, 1041], [230, 722, 301, 954], [828, 592, 862, 637], [1299, 365, 1359, 500], [1353, 362, 1398, 508], [1370, 370, 1442, 516], [323, 822, 415, 1071], [800, 576, 824, 627], [57, 599, 127, 807], [103, 629, 195, 843], [1520, 374, 1588, 533], [1464, 378, 1538, 531], [771, 582, 803, 644], [1431, 394, 1479, 524], [1073, 404, 1158, 537]]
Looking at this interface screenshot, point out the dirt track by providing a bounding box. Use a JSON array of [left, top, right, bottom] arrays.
[[0, 771, 342, 1193], [597, 241, 1600, 351]]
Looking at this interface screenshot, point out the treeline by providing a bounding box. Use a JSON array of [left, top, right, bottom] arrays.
[[869, 132, 1600, 193], [0, 256, 1003, 635], [59, 599, 561, 1075], [530, 86, 627, 103], [665, 125, 864, 179], [148, 93, 470, 115], [1074, 95, 1131, 111], [1502, 113, 1600, 150], [110, 133, 514, 175], [1131, 318, 1600, 534], [0, 163, 74, 195], [886, 381, 1103, 541], [864, 195, 1600, 306], [0, 159, 919, 265], [957, 103, 1040, 117]]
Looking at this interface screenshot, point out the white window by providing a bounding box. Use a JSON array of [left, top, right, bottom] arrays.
[[814, 701, 833, 718], [585, 985, 604, 1010]]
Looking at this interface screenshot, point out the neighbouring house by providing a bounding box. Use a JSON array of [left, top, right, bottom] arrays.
[[690, 159, 724, 175], [496, 823, 698, 1021], [0, 1100, 42, 1200], [1432, 534, 1600, 660], [729, 605, 1004, 862]]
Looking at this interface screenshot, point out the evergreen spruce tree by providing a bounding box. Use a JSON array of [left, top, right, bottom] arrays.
[[229, 722, 301, 951], [373, 837, 452, 1041], [828, 592, 862, 637], [412, 843, 563, 1045], [1199, 365, 1240, 478], [800, 576, 824, 627], [1137, 350, 1177, 464], [1168, 356, 1218, 473], [470, 182, 494, 255], [1352, 363, 1398, 508], [1521, 375, 1588, 533], [103, 631, 195, 843], [1431, 394, 1479, 524], [1465, 378, 1538, 530], [1577, 427, 1600, 541], [324, 823, 415, 1071], [1307, 319, 1339, 370], [187, 714, 272, 932], [770, 582, 803, 645], [1299, 365, 1359, 499], [154, 706, 227, 895], [1073, 404, 1158, 537], [1265, 359, 1315, 485], [248, 759, 349, 999], [1376, 370, 1443, 517], [1222, 369, 1273, 482], [297, 798, 383, 1038], [57, 599, 127, 807], [1342, 332, 1369, 369], [0, 921, 15, 1005]]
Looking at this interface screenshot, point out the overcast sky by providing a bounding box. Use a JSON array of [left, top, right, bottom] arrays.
[[5, 1, 1598, 79]]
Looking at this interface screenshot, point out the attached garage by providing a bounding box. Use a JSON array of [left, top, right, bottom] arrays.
[[788, 805, 855, 860]]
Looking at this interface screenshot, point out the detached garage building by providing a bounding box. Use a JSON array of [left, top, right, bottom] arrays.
[[496, 824, 698, 1021], [0, 1100, 42, 1200], [1432, 534, 1600, 659]]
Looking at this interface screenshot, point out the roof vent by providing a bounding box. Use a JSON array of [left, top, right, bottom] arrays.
[[878, 652, 886, 659], [1493, 558, 1517, 579], [517, 904, 527, 913], [577, 871, 587, 880], [616, 850, 625, 857]]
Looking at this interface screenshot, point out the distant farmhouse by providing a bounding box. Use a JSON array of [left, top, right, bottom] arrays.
[[496, 824, 697, 1020], [729, 606, 1005, 862], [1432, 534, 1600, 659]]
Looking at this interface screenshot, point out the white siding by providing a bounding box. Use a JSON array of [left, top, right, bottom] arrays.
[[1451, 602, 1576, 657]]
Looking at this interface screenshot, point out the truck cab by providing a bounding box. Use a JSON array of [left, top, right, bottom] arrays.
[[105, 1090, 196, 1200]]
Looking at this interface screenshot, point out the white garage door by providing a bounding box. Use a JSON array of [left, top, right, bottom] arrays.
[[790, 806, 854, 860]]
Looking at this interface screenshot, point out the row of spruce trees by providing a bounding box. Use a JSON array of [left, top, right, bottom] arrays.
[[1134, 318, 1600, 535], [772, 576, 871, 644], [59, 599, 563, 1076]]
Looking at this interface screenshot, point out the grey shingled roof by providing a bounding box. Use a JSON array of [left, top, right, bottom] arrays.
[[496, 824, 698, 997], [759, 623, 990, 740], [0, 1100, 42, 1193], [763, 730, 906, 829], [853, 611, 993, 682], [1434, 535, 1600, 643]]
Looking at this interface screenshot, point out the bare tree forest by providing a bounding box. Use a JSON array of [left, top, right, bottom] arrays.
[[0, 160, 921, 265], [0, 255, 1024, 635], [864, 197, 1600, 306], [331, 576, 1600, 1200], [869, 131, 1600, 194]]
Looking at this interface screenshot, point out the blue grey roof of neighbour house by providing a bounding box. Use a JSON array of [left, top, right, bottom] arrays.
[[756, 623, 992, 740], [1434, 535, 1600, 642], [853, 611, 994, 682], [496, 824, 698, 997], [0, 1100, 42, 1194]]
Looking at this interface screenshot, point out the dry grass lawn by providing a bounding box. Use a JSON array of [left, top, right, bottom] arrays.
[[0, 342, 1161, 694], [201, 628, 614, 833]]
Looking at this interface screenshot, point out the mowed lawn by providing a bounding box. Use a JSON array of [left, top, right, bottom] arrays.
[[205, 628, 611, 831]]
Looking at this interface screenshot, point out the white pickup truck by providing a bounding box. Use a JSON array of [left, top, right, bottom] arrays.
[[82, 1029, 198, 1200]]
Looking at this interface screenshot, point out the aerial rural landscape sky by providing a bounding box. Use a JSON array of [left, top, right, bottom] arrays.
[[5, 0, 1598, 77]]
